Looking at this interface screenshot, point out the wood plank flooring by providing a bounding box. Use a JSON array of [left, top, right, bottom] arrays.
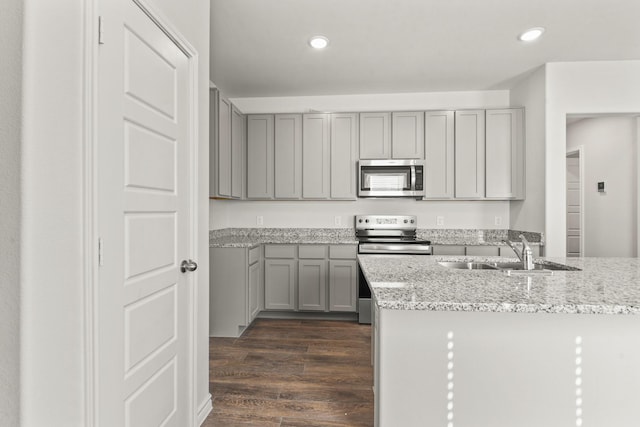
[[202, 319, 374, 427]]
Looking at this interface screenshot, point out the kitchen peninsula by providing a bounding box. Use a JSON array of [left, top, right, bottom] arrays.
[[358, 254, 640, 427]]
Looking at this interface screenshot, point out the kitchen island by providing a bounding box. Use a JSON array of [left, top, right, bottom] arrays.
[[358, 254, 640, 427]]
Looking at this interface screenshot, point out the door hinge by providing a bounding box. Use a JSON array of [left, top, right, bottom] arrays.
[[98, 16, 105, 44], [98, 237, 104, 266]]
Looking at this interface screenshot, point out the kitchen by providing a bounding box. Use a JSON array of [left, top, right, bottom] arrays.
[[5, 1, 640, 427]]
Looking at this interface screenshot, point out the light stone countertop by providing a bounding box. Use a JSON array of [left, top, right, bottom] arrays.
[[357, 254, 640, 315]]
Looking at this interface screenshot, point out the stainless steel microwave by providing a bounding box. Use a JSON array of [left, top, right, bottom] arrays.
[[358, 159, 425, 198]]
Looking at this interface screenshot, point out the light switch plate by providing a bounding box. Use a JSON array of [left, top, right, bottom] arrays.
[[436, 216, 445, 226], [256, 216, 264, 226]]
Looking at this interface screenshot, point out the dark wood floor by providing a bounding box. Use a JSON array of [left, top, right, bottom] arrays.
[[202, 318, 374, 427]]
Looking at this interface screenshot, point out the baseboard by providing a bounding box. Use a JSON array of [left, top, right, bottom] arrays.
[[257, 311, 358, 321], [196, 394, 212, 426]]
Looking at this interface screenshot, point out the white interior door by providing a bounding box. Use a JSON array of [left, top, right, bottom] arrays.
[[97, 0, 195, 425], [566, 155, 582, 257]]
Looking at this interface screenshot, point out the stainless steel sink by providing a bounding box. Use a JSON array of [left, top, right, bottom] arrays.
[[438, 262, 499, 270], [439, 260, 581, 272]]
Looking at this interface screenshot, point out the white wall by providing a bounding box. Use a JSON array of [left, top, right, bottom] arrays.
[[20, 0, 210, 425], [231, 90, 509, 114], [567, 117, 638, 256], [211, 199, 509, 230], [0, 0, 23, 424], [545, 61, 640, 256], [509, 66, 546, 233], [212, 90, 511, 230]]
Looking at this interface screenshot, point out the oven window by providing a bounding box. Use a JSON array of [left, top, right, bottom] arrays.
[[360, 167, 410, 191]]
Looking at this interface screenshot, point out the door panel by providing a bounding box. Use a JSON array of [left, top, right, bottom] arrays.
[[98, 1, 194, 425]]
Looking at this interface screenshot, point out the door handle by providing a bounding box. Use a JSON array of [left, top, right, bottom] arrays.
[[180, 259, 198, 273]]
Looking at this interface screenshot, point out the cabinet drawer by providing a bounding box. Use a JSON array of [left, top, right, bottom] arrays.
[[249, 246, 261, 264], [264, 245, 297, 259], [298, 245, 328, 259], [466, 246, 499, 256], [329, 245, 357, 259]]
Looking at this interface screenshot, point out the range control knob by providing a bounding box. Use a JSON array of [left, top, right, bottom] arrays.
[[358, 219, 363, 223], [410, 219, 415, 224], [404, 219, 408, 223], [365, 219, 369, 223]]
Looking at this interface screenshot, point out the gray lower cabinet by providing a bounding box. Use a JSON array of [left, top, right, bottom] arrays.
[[329, 260, 357, 312], [465, 246, 500, 256], [432, 244, 541, 257], [432, 245, 466, 256], [264, 244, 357, 313], [264, 259, 297, 310], [298, 260, 328, 311], [209, 246, 262, 337]]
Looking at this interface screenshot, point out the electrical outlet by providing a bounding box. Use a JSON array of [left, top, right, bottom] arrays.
[[494, 216, 502, 226], [436, 216, 445, 226], [334, 216, 342, 226], [256, 216, 264, 226]]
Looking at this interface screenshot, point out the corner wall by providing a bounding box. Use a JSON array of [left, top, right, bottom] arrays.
[[0, 0, 23, 424], [545, 61, 640, 256], [509, 66, 546, 234]]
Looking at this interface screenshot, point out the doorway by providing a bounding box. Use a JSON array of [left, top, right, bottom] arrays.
[[566, 115, 639, 257], [566, 149, 583, 257]]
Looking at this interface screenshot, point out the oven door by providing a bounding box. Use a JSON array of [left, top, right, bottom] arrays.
[[358, 159, 424, 197]]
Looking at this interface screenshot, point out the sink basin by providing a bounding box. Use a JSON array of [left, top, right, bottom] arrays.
[[438, 262, 499, 270], [439, 260, 581, 272], [485, 261, 581, 271]]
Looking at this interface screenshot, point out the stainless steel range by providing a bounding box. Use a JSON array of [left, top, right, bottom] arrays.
[[355, 215, 432, 323]]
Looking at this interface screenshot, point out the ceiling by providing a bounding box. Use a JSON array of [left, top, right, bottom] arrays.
[[210, 0, 640, 98]]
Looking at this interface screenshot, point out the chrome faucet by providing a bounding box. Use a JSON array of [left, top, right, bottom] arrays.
[[504, 234, 535, 270]]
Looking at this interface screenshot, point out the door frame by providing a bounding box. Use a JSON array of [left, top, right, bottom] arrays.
[[566, 146, 585, 257], [83, 0, 201, 425]]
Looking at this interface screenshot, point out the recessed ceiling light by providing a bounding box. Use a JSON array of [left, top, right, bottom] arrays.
[[518, 27, 545, 42], [309, 36, 329, 49]]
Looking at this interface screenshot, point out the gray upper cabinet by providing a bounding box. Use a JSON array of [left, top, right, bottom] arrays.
[[231, 106, 244, 199], [210, 90, 232, 198], [485, 108, 525, 199], [454, 110, 486, 198], [302, 114, 331, 199], [274, 114, 302, 199], [391, 111, 424, 159], [424, 111, 455, 199], [359, 112, 391, 159], [247, 115, 275, 199], [330, 113, 359, 200]]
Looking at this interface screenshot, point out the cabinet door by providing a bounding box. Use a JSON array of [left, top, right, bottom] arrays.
[[485, 108, 524, 199], [248, 261, 261, 322], [302, 114, 331, 199], [274, 114, 302, 199], [209, 247, 247, 337], [330, 113, 359, 200], [392, 111, 424, 159], [231, 106, 244, 199], [455, 110, 485, 198], [214, 92, 232, 198], [247, 115, 274, 199], [298, 260, 328, 311], [424, 111, 455, 199], [359, 112, 391, 159], [264, 259, 296, 310], [329, 260, 357, 312]]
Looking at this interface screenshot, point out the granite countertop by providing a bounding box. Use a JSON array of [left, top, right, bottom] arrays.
[[357, 254, 640, 315], [209, 228, 544, 248], [209, 228, 358, 248]]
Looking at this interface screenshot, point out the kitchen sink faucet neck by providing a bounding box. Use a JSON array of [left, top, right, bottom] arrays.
[[504, 234, 534, 270]]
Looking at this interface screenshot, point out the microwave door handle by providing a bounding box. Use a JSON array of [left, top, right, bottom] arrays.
[[410, 166, 416, 191]]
